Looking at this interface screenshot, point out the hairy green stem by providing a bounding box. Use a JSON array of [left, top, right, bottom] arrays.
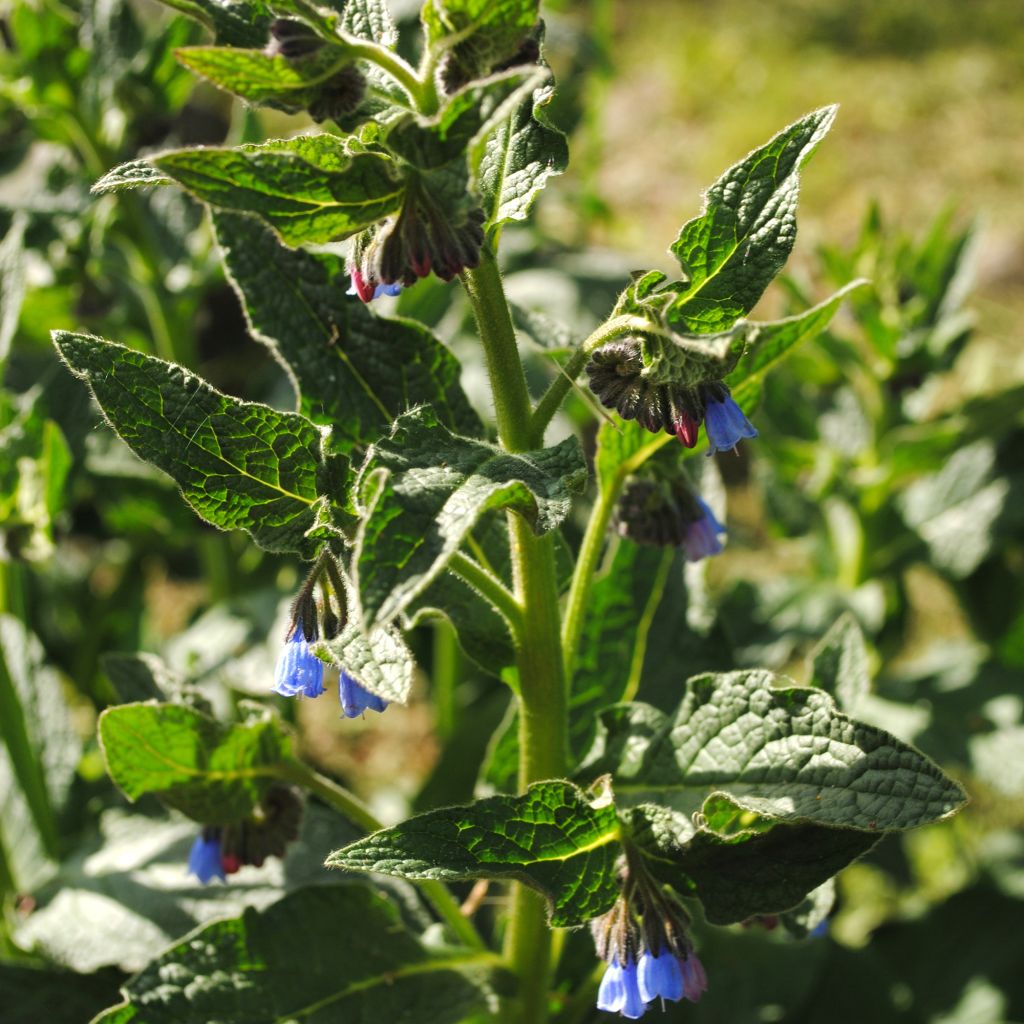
[[529, 314, 651, 447], [280, 759, 485, 950], [346, 40, 427, 110], [461, 248, 567, 1024], [449, 552, 524, 636]]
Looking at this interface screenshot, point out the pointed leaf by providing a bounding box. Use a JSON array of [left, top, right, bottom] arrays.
[[354, 406, 587, 628], [54, 332, 334, 555], [580, 670, 966, 831], [478, 83, 568, 228], [669, 106, 837, 333], [328, 780, 621, 926], [91, 885, 504, 1023], [153, 0, 272, 46], [316, 623, 414, 705], [98, 702, 292, 823], [214, 211, 480, 452], [422, 0, 539, 76], [807, 613, 871, 715]]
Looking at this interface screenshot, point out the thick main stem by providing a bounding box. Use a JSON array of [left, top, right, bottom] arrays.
[[461, 249, 569, 1024]]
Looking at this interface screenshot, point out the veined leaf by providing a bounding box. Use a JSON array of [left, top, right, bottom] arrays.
[[580, 670, 966, 831], [422, 0, 539, 76], [92, 885, 504, 1023], [807, 613, 871, 715], [316, 623, 414, 705], [98, 702, 292, 823], [328, 780, 622, 926], [478, 82, 568, 229], [669, 105, 837, 334], [54, 332, 335, 555], [213, 211, 480, 452], [726, 280, 868, 409], [340, 0, 398, 47], [154, 0, 272, 47], [354, 406, 587, 629]]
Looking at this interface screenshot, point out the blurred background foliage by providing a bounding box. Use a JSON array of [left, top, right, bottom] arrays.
[[1, 0, 1022, 1021]]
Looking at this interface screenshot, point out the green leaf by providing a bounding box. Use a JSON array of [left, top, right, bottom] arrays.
[[175, 45, 354, 111], [780, 879, 835, 939], [899, 439, 1009, 578], [422, 0, 539, 77], [580, 670, 966, 831], [594, 419, 659, 492], [387, 68, 544, 171], [1, 964, 122, 1024], [669, 105, 837, 334], [354, 406, 587, 629], [154, 0, 272, 46], [807, 613, 871, 715], [98, 702, 292, 822], [0, 389, 72, 561], [0, 213, 27, 364], [54, 331, 334, 555], [92, 159, 172, 195], [626, 803, 877, 925], [213, 211, 481, 452], [315, 622, 414, 705], [328, 780, 622, 926], [478, 82, 568, 229], [92, 885, 504, 1023], [339, 0, 398, 47], [0, 615, 79, 865], [726, 280, 869, 410], [98, 137, 404, 246]]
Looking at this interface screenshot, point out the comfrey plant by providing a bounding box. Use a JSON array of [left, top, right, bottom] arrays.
[[53, 1, 966, 1021]]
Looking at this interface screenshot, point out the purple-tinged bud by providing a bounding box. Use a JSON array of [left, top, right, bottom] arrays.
[[681, 953, 708, 1002], [348, 268, 378, 304], [673, 410, 700, 448]]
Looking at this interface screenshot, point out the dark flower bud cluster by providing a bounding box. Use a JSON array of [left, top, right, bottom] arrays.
[[347, 177, 485, 301], [188, 785, 304, 884], [265, 19, 366, 124], [439, 22, 543, 94], [614, 478, 725, 561], [585, 340, 758, 453], [591, 852, 708, 1018], [272, 553, 388, 718]]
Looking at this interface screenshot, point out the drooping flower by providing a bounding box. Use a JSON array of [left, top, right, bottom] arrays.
[[347, 269, 402, 303], [187, 829, 226, 884], [272, 618, 325, 698], [597, 956, 647, 1019], [637, 947, 685, 1004], [339, 670, 388, 719], [683, 496, 726, 562], [703, 388, 758, 454], [681, 953, 708, 1002]]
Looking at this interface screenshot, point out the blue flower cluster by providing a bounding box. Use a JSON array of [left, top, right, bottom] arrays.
[[598, 948, 707, 1018]]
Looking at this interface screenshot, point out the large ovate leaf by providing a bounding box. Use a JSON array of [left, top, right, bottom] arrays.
[[98, 702, 292, 823], [328, 780, 621, 926], [668, 105, 837, 333], [478, 82, 568, 228], [92, 885, 503, 1023], [54, 332, 333, 555], [580, 670, 966, 831], [96, 137, 403, 246], [354, 406, 587, 629], [214, 211, 480, 451]]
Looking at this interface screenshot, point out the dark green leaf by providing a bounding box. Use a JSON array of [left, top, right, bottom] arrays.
[[92, 885, 504, 1023], [779, 879, 835, 939], [98, 702, 292, 822], [1, 964, 123, 1024], [726, 280, 868, 409], [214, 211, 480, 452], [478, 83, 568, 228], [669, 106, 837, 334], [155, 0, 272, 46], [328, 780, 621, 926], [354, 406, 587, 628], [627, 803, 877, 925], [580, 670, 966, 830], [54, 331, 333, 555], [807, 613, 871, 715], [422, 0, 539, 79]]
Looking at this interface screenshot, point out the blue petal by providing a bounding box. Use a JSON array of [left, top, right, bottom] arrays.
[[597, 961, 626, 1013], [188, 834, 225, 884], [684, 497, 726, 562], [374, 282, 403, 298], [272, 628, 325, 698], [638, 950, 685, 1003], [619, 958, 647, 1019], [339, 671, 389, 718], [704, 394, 757, 454]]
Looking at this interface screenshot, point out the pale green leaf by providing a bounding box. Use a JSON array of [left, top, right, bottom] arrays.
[[807, 613, 871, 715], [315, 623, 414, 704]]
